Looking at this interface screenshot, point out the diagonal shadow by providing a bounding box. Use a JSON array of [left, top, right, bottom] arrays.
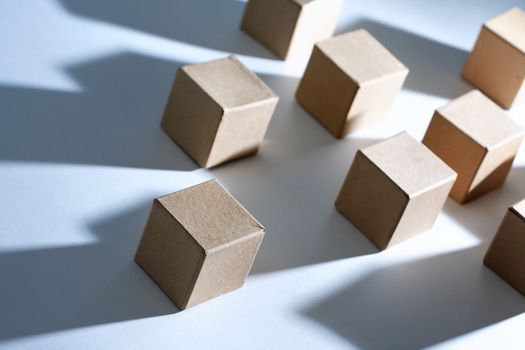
[[0, 203, 178, 341], [58, 0, 275, 59], [303, 246, 525, 350], [302, 166, 525, 348], [342, 18, 472, 99], [213, 74, 380, 275], [444, 166, 525, 241], [0, 52, 196, 170]]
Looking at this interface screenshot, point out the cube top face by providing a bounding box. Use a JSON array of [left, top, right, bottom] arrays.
[[157, 179, 265, 252], [512, 198, 525, 218], [316, 29, 408, 85], [485, 7, 525, 54], [437, 90, 524, 150], [361, 132, 457, 196], [182, 55, 277, 110]]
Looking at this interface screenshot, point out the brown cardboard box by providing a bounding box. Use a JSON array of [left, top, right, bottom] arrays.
[[462, 7, 525, 109], [484, 199, 525, 296], [296, 29, 409, 138], [423, 90, 524, 204], [335, 132, 456, 250], [240, 0, 343, 60], [161, 55, 279, 168], [135, 179, 265, 309]]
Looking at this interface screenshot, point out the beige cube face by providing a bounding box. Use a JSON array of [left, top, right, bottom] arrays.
[[462, 8, 525, 109], [484, 199, 525, 296], [296, 29, 409, 138], [423, 90, 524, 203], [296, 46, 359, 137], [335, 132, 456, 250], [135, 180, 265, 310], [161, 55, 278, 168], [335, 151, 408, 249], [206, 103, 275, 168], [135, 199, 205, 309], [161, 69, 222, 167], [241, 0, 343, 59], [187, 234, 264, 308]]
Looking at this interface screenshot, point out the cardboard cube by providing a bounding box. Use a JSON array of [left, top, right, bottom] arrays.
[[484, 199, 525, 296], [335, 132, 456, 250], [241, 0, 343, 60], [462, 7, 525, 109], [161, 55, 278, 168], [423, 90, 524, 204], [135, 179, 265, 309], [296, 29, 409, 138]]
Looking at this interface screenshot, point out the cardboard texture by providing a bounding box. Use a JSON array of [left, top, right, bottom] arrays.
[[484, 199, 525, 296], [423, 90, 524, 204], [296, 29, 409, 138], [161, 55, 279, 168], [135, 179, 265, 309], [240, 0, 343, 60], [335, 132, 457, 250], [462, 7, 525, 109]]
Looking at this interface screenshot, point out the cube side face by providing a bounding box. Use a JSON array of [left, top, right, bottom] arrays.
[[135, 200, 206, 310], [241, 0, 301, 59], [296, 46, 358, 138], [335, 151, 409, 250], [462, 27, 525, 109], [389, 180, 454, 248], [287, 0, 342, 59], [466, 136, 523, 202], [422, 112, 487, 203], [161, 69, 223, 167], [341, 72, 408, 136], [484, 209, 525, 295], [205, 99, 277, 168], [186, 232, 264, 308]]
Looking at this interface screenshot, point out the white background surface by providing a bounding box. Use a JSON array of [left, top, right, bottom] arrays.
[[1, 0, 525, 349]]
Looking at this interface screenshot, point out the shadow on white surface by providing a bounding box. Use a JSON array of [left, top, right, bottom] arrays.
[[0, 52, 196, 170], [443, 166, 525, 242], [342, 18, 472, 100], [302, 245, 525, 350], [0, 203, 178, 341], [213, 74, 380, 275], [58, 0, 275, 59], [2, 0, 524, 348], [302, 166, 525, 349]]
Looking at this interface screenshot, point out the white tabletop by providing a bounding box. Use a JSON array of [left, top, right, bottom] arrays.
[[1, 0, 525, 349]]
